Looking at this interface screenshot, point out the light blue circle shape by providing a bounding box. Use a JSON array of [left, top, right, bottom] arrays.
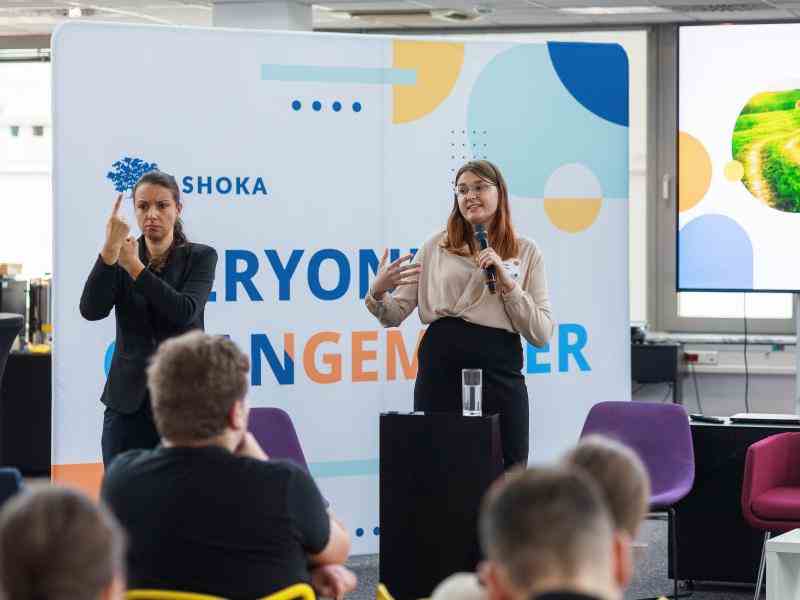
[[104, 341, 115, 377], [679, 214, 754, 290], [467, 44, 628, 199]]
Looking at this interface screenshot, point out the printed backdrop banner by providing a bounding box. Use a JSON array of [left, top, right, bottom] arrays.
[[52, 23, 630, 554]]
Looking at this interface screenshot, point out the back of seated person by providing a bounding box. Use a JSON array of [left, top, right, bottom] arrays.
[[561, 434, 650, 540], [0, 484, 126, 600], [101, 331, 354, 600], [479, 466, 632, 600]]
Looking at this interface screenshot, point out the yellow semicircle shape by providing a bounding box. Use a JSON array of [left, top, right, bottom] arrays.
[[393, 40, 464, 124], [543, 198, 603, 233]]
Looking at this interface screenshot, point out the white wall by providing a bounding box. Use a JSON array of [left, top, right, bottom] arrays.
[[0, 62, 52, 278]]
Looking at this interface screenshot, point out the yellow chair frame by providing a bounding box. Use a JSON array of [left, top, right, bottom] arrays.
[[259, 583, 316, 600], [126, 590, 229, 600]]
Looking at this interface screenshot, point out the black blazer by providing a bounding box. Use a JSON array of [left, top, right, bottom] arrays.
[[80, 239, 218, 414]]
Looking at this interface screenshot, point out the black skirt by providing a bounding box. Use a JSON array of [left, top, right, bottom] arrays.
[[414, 317, 529, 468]]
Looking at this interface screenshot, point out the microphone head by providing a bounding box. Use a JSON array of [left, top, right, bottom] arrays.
[[474, 223, 487, 240]]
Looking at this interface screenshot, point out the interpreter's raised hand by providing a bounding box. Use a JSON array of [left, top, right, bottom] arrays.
[[477, 246, 514, 293], [310, 564, 358, 600], [370, 250, 422, 299], [101, 194, 130, 265], [234, 432, 270, 461], [119, 235, 144, 277]]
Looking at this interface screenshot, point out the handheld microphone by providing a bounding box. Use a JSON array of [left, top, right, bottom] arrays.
[[474, 223, 496, 294]]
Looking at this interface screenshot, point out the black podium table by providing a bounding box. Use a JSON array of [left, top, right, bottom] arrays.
[[672, 421, 800, 584], [379, 412, 503, 600]]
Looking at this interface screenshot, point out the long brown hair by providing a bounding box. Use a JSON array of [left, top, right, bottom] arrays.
[[132, 170, 188, 272], [442, 160, 519, 259]]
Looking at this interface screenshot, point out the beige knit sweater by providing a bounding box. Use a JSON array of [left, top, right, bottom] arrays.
[[365, 231, 554, 347]]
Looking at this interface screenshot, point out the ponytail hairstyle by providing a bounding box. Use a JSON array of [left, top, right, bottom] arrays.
[[132, 170, 188, 272]]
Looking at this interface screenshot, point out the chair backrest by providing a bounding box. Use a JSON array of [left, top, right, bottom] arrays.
[[741, 431, 800, 531], [258, 583, 316, 600], [248, 407, 311, 473], [0, 313, 23, 389], [126, 591, 228, 600], [580, 401, 695, 506], [0, 467, 22, 508]]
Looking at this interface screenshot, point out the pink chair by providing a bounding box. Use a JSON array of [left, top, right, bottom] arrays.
[[741, 432, 800, 600]]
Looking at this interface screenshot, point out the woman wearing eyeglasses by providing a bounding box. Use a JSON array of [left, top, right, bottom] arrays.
[[365, 160, 554, 468]]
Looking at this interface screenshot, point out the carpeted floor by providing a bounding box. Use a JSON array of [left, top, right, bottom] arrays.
[[345, 519, 758, 600]]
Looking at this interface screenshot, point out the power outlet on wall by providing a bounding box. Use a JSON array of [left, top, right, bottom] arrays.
[[695, 351, 718, 365]]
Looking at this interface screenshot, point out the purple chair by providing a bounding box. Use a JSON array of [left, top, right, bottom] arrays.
[[247, 407, 311, 473], [581, 401, 695, 600]]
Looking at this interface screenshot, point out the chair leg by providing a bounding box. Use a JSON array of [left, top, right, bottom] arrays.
[[670, 507, 678, 600], [637, 510, 691, 600], [754, 531, 770, 600]]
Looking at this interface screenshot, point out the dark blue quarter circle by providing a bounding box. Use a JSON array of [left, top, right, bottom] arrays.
[[547, 41, 629, 127]]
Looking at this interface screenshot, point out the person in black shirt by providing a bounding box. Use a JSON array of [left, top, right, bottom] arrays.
[[101, 332, 356, 599], [478, 466, 632, 600], [80, 170, 217, 466]]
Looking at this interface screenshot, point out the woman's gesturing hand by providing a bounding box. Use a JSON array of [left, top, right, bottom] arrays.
[[370, 250, 422, 299], [101, 194, 130, 265]]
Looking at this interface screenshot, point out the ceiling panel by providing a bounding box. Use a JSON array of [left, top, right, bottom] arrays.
[[0, 0, 797, 36], [679, 8, 796, 19]]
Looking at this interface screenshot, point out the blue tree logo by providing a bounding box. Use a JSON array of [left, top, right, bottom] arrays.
[[106, 157, 159, 193]]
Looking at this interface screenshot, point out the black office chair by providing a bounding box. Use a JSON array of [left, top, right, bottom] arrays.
[[0, 313, 23, 391]]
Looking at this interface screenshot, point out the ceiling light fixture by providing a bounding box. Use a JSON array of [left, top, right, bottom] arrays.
[[67, 6, 83, 18], [559, 6, 672, 14]]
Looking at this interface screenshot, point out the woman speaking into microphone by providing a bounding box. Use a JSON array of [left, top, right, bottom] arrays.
[[365, 160, 553, 468], [80, 171, 217, 466]]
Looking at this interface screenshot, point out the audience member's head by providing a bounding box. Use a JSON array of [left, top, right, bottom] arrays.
[[562, 435, 651, 539], [431, 573, 486, 600], [147, 331, 250, 448], [0, 484, 126, 600], [479, 466, 631, 600]]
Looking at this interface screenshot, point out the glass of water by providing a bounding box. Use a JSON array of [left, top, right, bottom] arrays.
[[462, 368, 482, 417]]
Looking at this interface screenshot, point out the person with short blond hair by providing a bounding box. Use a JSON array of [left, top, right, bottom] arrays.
[[562, 434, 651, 539], [102, 331, 355, 600], [479, 466, 633, 600], [0, 484, 126, 600]]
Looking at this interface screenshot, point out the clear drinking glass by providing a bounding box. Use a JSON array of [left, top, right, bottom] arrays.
[[462, 368, 482, 417]]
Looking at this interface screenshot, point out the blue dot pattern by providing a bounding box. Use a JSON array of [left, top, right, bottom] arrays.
[[289, 100, 362, 113], [356, 528, 364, 537]]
